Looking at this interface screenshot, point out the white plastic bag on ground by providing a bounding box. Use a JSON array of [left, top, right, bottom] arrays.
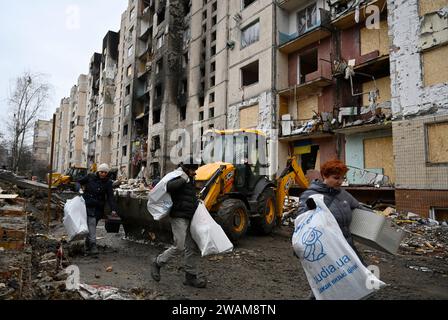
[[63, 196, 88, 242], [190, 201, 234, 256], [147, 169, 187, 221], [292, 194, 385, 300]]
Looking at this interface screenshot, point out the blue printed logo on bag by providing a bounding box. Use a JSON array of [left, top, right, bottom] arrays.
[[302, 227, 326, 262]]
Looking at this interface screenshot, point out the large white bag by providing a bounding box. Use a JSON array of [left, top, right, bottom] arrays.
[[292, 194, 385, 300], [63, 196, 89, 242], [147, 170, 188, 221], [190, 201, 234, 257]]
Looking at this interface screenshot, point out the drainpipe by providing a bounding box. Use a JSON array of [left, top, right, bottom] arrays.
[[224, 0, 230, 129]]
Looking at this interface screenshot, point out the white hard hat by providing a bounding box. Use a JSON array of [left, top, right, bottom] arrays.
[[98, 163, 110, 173]]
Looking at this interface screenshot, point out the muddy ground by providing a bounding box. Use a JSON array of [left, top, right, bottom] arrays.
[[67, 222, 448, 300]]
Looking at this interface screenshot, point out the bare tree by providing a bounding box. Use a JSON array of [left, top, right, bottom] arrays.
[[7, 72, 52, 174]]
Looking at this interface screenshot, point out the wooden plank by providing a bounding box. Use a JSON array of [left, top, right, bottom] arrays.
[[419, 0, 447, 16], [427, 122, 448, 163], [362, 76, 391, 106], [297, 95, 318, 120], [239, 104, 259, 129], [363, 136, 395, 183], [360, 20, 389, 57], [0, 194, 19, 199], [423, 45, 448, 87]]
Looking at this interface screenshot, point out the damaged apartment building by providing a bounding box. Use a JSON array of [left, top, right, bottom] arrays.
[[388, 0, 448, 219], [84, 31, 120, 171], [276, 0, 395, 204], [47, 0, 447, 218]]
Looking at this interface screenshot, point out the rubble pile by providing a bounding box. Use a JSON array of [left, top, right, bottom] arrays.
[[281, 196, 301, 225], [115, 178, 151, 199], [371, 207, 448, 257]]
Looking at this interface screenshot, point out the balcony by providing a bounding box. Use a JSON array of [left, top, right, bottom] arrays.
[[278, 59, 333, 97], [330, 0, 387, 30], [279, 113, 335, 140], [278, 9, 331, 54], [140, 16, 153, 40], [334, 103, 392, 134]]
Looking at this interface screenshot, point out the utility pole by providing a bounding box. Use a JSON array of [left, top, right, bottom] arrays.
[[47, 113, 56, 232]]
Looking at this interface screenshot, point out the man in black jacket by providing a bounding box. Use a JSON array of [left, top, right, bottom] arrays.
[[150, 159, 206, 288], [78, 163, 118, 256]]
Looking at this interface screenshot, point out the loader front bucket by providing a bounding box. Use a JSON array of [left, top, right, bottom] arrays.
[[114, 195, 173, 243]]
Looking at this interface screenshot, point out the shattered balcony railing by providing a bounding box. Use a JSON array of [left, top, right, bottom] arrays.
[[346, 165, 392, 187], [279, 112, 335, 137], [337, 100, 392, 129]]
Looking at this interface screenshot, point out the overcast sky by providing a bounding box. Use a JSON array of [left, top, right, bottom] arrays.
[[0, 1, 128, 133]]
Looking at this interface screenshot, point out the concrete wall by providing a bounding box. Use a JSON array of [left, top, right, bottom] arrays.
[[388, 0, 448, 118], [393, 114, 448, 189]]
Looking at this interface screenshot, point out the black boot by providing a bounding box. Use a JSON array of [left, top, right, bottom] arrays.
[[151, 258, 161, 282], [183, 272, 207, 288], [89, 244, 99, 256]]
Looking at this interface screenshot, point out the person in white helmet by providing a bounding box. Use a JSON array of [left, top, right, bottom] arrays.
[[78, 163, 119, 255]]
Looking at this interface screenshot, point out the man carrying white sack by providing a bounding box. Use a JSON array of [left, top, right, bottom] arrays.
[[78, 163, 119, 256], [150, 157, 207, 288]]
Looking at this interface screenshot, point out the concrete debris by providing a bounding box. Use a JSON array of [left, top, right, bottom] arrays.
[[115, 179, 151, 199], [77, 284, 163, 300]]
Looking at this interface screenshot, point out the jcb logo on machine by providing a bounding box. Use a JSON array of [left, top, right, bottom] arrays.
[[284, 177, 293, 191], [225, 171, 234, 181]]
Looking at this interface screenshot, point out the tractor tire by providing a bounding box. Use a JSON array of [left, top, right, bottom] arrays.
[[251, 188, 277, 235], [215, 199, 249, 243]]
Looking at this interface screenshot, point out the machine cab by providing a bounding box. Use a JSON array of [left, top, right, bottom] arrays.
[[201, 129, 269, 193]]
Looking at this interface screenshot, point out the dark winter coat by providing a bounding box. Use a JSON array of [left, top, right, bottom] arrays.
[[79, 173, 118, 219], [166, 174, 199, 220], [296, 180, 360, 246]]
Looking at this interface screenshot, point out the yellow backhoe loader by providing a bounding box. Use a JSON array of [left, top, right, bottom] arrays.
[[48, 166, 88, 191], [195, 129, 309, 242]]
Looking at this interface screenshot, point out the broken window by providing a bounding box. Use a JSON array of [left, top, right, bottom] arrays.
[[210, 76, 215, 87], [212, 15, 217, 26], [241, 60, 259, 86], [128, 45, 134, 57], [124, 105, 130, 117], [300, 145, 319, 173], [122, 145, 128, 157], [156, 34, 165, 49], [157, 5, 165, 25], [153, 109, 161, 124], [156, 59, 163, 74], [123, 124, 128, 136], [211, 45, 216, 56], [151, 135, 161, 151], [211, 31, 217, 42], [297, 3, 317, 36], [130, 7, 136, 21], [150, 162, 161, 179], [199, 111, 204, 121], [155, 84, 163, 99], [126, 85, 131, 96], [212, 1, 217, 12], [242, 0, 256, 9], [209, 107, 215, 118], [209, 92, 215, 103], [241, 20, 259, 48], [127, 65, 133, 77], [298, 49, 318, 84], [202, 10, 207, 21], [180, 104, 187, 121], [211, 61, 216, 72]]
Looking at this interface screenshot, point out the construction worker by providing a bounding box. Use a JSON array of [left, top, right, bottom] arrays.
[[150, 158, 206, 288], [79, 163, 119, 256]]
